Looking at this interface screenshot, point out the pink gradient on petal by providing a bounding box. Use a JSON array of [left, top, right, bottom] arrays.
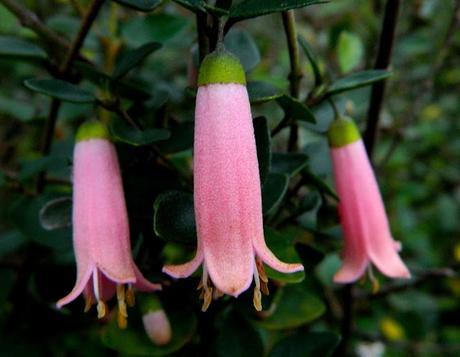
[[162, 249, 203, 278], [331, 139, 410, 283], [163, 83, 304, 298], [57, 138, 159, 308]]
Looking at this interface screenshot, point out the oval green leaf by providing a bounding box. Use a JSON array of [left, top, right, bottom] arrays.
[[39, 197, 72, 231], [0, 36, 46, 60], [224, 29, 260, 72], [269, 331, 341, 357], [271, 152, 308, 177], [262, 173, 289, 216], [276, 95, 316, 123], [110, 118, 170, 146], [248, 81, 282, 104], [230, 0, 325, 21], [113, 42, 162, 79], [327, 70, 392, 96], [254, 116, 271, 184], [153, 191, 196, 244], [24, 78, 96, 103], [254, 284, 325, 330], [111, 0, 162, 11]]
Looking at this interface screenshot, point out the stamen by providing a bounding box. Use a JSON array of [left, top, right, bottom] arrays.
[[256, 258, 269, 295], [368, 266, 380, 294], [116, 285, 128, 329], [84, 295, 93, 313], [200, 265, 213, 312], [253, 288, 262, 311], [253, 262, 263, 311], [126, 284, 135, 307], [93, 270, 101, 302], [97, 300, 107, 319]]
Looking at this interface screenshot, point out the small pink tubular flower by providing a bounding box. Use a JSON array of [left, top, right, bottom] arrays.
[[142, 310, 172, 346], [328, 117, 410, 284], [163, 50, 303, 311], [57, 121, 160, 326]]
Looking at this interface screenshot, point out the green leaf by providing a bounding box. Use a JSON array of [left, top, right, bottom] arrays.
[[18, 155, 64, 182], [271, 152, 308, 177], [112, 0, 162, 11], [248, 81, 282, 103], [224, 29, 260, 72], [113, 42, 162, 79], [269, 331, 341, 357], [230, 0, 325, 21], [255, 283, 325, 330], [173, 0, 204, 12], [110, 118, 170, 146], [39, 197, 72, 231], [315, 253, 342, 287], [121, 14, 189, 47], [264, 227, 305, 283], [153, 191, 196, 244], [337, 31, 364, 74], [277, 95, 316, 123], [326, 70, 392, 96], [102, 304, 197, 356], [0, 230, 27, 259], [74, 61, 152, 101], [0, 95, 35, 122], [262, 173, 289, 215], [24, 78, 96, 103], [254, 116, 271, 184], [0, 36, 46, 60], [8, 195, 72, 253], [298, 35, 321, 85], [215, 313, 264, 357], [302, 170, 338, 201]]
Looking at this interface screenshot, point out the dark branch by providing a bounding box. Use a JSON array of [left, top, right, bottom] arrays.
[[363, 0, 401, 157]]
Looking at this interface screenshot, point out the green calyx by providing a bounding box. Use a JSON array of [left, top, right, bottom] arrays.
[[327, 116, 361, 148], [76, 121, 110, 142], [197, 49, 246, 86]]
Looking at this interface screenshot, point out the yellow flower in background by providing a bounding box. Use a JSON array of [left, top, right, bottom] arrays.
[[379, 317, 405, 341]]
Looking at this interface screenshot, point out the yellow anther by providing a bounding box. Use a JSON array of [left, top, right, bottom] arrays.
[[260, 280, 269, 296], [97, 300, 107, 319], [368, 266, 380, 294], [126, 285, 135, 307], [201, 288, 213, 312], [213, 288, 224, 299], [196, 281, 203, 290], [117, 310, 128, 329], [256, 259, 269, 283], [116, 284, 125, 302], [253, 287, 262, 311], [84, 295, 93, 313]]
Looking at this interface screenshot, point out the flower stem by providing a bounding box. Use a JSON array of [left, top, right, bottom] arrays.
[[36, 0, 106, 193], [281, 10, 303, 152], [363, 0, 401, 157]]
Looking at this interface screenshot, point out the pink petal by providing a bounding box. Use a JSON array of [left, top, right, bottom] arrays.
[[253, 238, 304, 273], [73, 139, 137, 283], [56, 266, 93, 308], [132, 263, 162, 291], [193, 84, 259, 296], [143, 310, 172, 346], [162, 249, 203, 278], [331, 140, 410, 281]]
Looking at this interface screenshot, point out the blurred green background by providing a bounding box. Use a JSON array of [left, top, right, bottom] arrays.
[[0, 0, 459, 356]]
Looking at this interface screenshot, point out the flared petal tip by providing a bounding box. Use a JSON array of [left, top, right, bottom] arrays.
[[214, 278, 253, 298], [162, 265, 193, 279]]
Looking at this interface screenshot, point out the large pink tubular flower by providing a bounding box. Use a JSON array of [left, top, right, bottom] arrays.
[[163, 49, 303, 311], [57, 121, 160, 326], [328, 117, 410, 283]]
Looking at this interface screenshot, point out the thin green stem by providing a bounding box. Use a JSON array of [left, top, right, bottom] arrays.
[[281, 10, 303, 152]]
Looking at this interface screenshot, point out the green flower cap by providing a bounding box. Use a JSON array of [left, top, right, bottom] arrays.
[[138, 294, 162, 315], [76, 121, 111, 142], [197, 49, 246, 86], [328, 116, 361, 148]]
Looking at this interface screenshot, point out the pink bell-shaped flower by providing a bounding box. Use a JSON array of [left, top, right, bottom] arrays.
[[328, 117, 410, 283], [163, 49, 303, 311], [57, 121, 161, 327], [140, 295, 172, 346]]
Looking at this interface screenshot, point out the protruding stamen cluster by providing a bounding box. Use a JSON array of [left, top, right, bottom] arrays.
[[84, 272, 137, 328], [253, 258, 269, 311], [198, 266, 213, 312]]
